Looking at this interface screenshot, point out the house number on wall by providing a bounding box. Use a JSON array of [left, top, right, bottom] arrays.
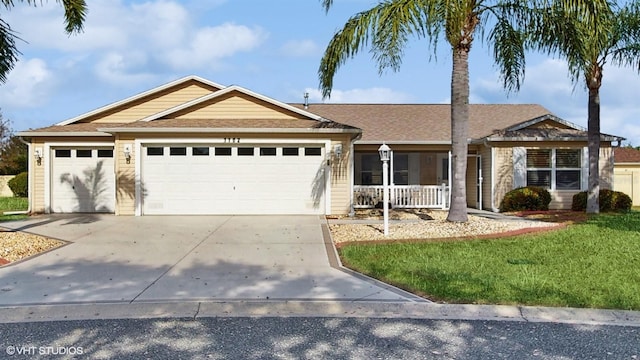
[[224, 138, 240, 143]]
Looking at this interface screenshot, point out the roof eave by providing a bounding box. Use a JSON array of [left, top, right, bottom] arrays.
[[482, 135, 622, 142], [355, 140, 453, 145], [96, 127, 362, 134], [16, 131, 113, 137]]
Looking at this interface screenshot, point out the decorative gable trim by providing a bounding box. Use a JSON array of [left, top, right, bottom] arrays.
[[504, 114, 586, 132], [56, 75, 225, 126], [140, 85, 328, 123]]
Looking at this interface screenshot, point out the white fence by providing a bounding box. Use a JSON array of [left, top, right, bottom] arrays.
[[354, 184, 449, 209]]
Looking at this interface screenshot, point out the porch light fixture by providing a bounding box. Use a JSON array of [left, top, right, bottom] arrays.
[[333, 143, 343, 158], [123, 144, 132, 164], [378, 143, 391, 236], [34, 147, 43, 166]]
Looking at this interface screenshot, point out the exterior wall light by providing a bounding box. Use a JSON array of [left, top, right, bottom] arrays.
[[34, 147, 43, 166], [123, 144, 132, 164]]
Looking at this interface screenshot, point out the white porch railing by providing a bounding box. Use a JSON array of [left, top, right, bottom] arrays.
[[354, 184, 449, 209]]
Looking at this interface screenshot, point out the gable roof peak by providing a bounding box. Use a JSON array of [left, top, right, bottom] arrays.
[[141, 84, 328, 123], [56, 75, 226, 126]]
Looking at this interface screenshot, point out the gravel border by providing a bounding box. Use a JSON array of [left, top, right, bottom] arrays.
[[329, 209, 563, 245], [0, 228, 66, 265]]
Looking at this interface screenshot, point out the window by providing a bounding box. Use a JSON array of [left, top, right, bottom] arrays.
[[97, 149, 113, 158], [360, 154, 383, 185], [526, 149, 581, 190], [283, 147, 299, 156], [76, 149, 92, 158], [147, 147, 164, 156], [215, 147, 232, 156], [238, 147, 254, 156], [260, 147, 276, 156], [305, 147, 322, 156], [170, 147, 187, 156], [55, 149, 71, 158], [393, 153, 409, 185], [192, 147, 209, 156]]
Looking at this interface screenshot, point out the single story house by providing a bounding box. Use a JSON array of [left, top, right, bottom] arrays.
[[614, 147, 640, 206], [18, 76, 624, 216]]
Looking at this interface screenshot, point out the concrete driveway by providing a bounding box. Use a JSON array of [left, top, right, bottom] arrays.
[[0, 215, 421, 305]]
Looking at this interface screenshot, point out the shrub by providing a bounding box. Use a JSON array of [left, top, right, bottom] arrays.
[[7, 171, 27, 197], [571, 189, 632, 212], [500, 186, 552, 212]]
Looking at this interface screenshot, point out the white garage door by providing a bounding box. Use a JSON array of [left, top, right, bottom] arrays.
[[51, 147, 116, 213], [142, 144, 326, 215]]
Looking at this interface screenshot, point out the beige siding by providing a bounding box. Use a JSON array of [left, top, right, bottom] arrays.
[[82, 82, 219, 123], [549, 191, 580, 209], [493, 147, 513, 211], [174, 92, 299, 120], [599, 146, 614, 189], [331, 136, 352, 215], [32, 139, 46, 213], [115, 136, 136, 215]]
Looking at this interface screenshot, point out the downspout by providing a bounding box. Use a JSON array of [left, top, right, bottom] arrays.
[[17, 136, 32, 214]]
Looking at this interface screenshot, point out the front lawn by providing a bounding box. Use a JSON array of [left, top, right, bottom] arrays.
[[338, 211, 640, 310], [0, 197, 28, 221]]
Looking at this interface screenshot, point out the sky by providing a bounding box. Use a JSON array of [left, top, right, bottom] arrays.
[[1, 0, 639, 144]]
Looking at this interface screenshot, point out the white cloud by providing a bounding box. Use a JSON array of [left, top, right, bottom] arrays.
[[95, 52, 156, 86], [0, 58, 53, 108], [4, 0, 267, 81], [305, 87, 415, 103], [165, 23, 267, 70], [281, 40, 321, 57]]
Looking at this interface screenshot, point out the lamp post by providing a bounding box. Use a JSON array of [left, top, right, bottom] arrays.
[[378, 143, 391, 236]]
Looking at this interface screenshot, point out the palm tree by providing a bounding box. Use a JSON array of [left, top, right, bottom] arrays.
[[0, 0, 87, 83], [528, 0, 640, 214], [319, 0, 611, 221]]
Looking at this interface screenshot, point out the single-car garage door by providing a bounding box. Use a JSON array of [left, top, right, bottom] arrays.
[[142, 144, 326, 215], [51, 147, 116, 213]]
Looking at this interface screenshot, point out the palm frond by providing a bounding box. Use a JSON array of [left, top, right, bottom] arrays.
[[489, 16, 525, 92], [0, 19, 20, 83], [60, 0, 87, 34], [318, 0, 437, 99]]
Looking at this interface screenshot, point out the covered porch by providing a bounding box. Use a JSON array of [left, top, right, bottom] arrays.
[[351, 145, 482, 210]]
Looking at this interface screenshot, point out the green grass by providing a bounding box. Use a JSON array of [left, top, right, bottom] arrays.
[[0, 197, 28, 222], [339, 212, 640, 310]]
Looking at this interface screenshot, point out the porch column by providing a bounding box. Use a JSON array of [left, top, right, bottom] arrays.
[[448, 150, 452, 207], [390, 149, 395, 206]]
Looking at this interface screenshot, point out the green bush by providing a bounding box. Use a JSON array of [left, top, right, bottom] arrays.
[[7, 171, 27, 197], [571, 189, 632, 212], [500, 186, 552, 212]]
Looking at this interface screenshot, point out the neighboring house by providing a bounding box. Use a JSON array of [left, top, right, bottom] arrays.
[[614, 147, 640, 206], [17, 76, 624, 216]]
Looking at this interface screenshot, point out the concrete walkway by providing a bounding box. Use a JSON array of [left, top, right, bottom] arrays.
[[0, 215, 421, 306]]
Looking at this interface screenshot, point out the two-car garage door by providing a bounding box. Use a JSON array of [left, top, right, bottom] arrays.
[[141, 144, 326, 215]]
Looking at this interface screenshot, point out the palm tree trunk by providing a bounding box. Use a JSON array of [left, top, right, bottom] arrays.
[[586, 84, 601, 214], [447, 46, 469, 222]]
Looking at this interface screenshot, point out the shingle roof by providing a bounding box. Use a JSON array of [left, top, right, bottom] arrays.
[[290, 103, 552, 142], [615, 147, 640, 163]]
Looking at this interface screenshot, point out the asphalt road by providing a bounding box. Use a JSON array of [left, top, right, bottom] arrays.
[[0, 317, 638, 359]]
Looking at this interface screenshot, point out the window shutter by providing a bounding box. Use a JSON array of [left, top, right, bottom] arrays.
[[581, 147, 588, 190], [513, 147, 526, 188]]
